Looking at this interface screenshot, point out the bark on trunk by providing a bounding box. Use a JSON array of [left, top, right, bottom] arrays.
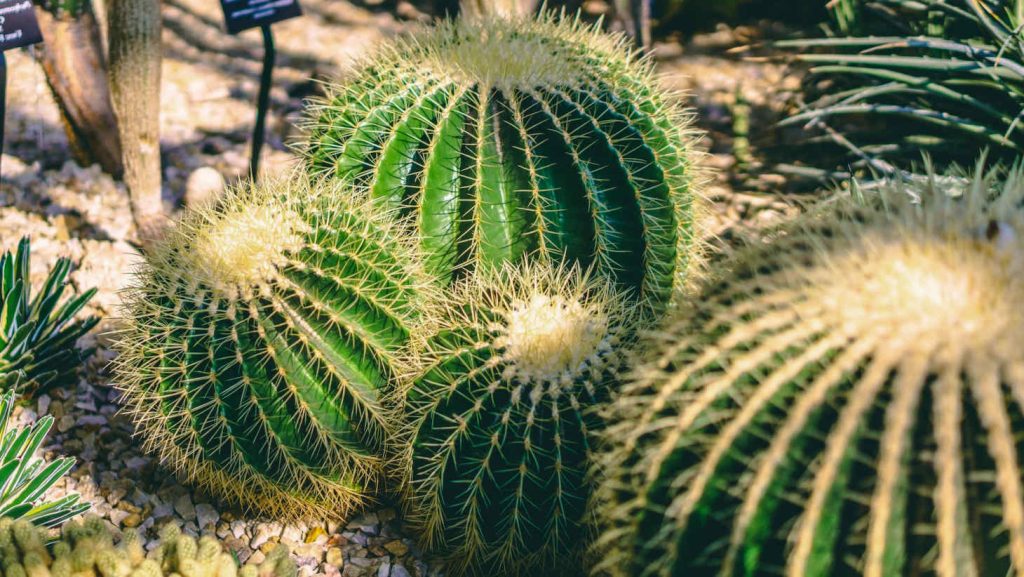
[[107, 0, 164, 238], [34, 7, 123, 176]]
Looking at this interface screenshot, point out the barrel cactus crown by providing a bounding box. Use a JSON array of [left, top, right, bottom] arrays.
[[114, 175, 438, 519], [595, 168, 1024, 577], [305, 13, 703, 311], [403, 261, 640, 576], [0, 515, 295, 577]]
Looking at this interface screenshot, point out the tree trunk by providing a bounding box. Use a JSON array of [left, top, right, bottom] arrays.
[[107, 0, 164, 239], [34, 7, 123, 176]]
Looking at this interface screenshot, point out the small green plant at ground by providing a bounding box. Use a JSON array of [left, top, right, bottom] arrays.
[[780, 0, 1024, 173], [1, 238, 98, 396], [305, 12, 704, 313], [114, 174, 439, 520], [402, 261, 641, 577], [0, 514, 296, 577], [0, 390, 88, 528], [594, 164, 1024, 577]]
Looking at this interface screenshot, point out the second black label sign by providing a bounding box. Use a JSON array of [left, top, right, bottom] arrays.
[[220, 0, 303, 35]]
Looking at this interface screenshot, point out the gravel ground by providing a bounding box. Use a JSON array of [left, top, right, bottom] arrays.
[[0, 3, 809, 575]]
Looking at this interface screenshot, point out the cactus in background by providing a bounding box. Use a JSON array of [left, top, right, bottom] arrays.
[[305, 13, 702, 312], [0, 390, 89, 528], [115, 175, 438, 519], [0, 515, 296, 577], [594, 166, 1024, 577], [107, 0, 164, 237], [1, 237, 98, 396], [403, 261, 639, 576]]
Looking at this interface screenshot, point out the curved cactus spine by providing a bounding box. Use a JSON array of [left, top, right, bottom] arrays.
[[305, 13, 703, 312], [594, 167, 1024, 577], [0, 515, 296, 577], [403, 261, 640, 576], [114, 175, 438, 519]]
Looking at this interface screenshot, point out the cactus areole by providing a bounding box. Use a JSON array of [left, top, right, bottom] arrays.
[[115, 176, 436, 519], [595, 171, 1024, 577], [305, 14, 701, 311], [404, 262, 638, 576]]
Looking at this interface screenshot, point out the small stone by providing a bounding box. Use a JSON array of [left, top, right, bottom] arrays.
[[325, 547, 344, 568], [377, 562, 391, 577], [122, 513, 142, 528], [184, 167, 226, 208], [305, 526, 327, 544], [173, 493, 195, 521], [195, 504, 219, 530], [251, 522, 282, 550], [282, 524, 304, 543], [390, 564, 412, 577], [383, 540, 408, 556], [231, 520, 246, 539]]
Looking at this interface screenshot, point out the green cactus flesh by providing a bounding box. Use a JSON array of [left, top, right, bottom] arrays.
[[305, 14, 702, 311], [114, 176, 437, 519], [594, 169, 1024, 577], [404, 261, 638, 576], [0, 515, 296, 577]]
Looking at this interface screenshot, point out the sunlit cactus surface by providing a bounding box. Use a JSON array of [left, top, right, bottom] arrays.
[[305, 13, 703, 311], [595, 167, 1024, 577], [403, 261, 640, 576], [114, 175, 437, 519]]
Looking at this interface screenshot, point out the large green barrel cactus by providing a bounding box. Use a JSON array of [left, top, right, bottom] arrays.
[[403, 261, 639, 576], [595, 168, 1024, 577], [305, 13, 702, 311], [115, 175, 438, 519]]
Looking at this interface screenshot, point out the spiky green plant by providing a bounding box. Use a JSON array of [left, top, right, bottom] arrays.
[[780, 0, 1024, 173], [0, 515, 296, 577], [304, 13, 703, 312], [403, 261, 640, 576], [114, 174, 438, 520], [594, 165, 1024, 577], [1, 238, 98, 396], [0, 391, 88, 528]]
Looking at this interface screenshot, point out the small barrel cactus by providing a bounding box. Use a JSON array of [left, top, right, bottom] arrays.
[[114, 175, 438, 519], [594, 168, 1024, 577], [305, 13, 703, 311], [403, 261, 639, 576], [0, 514, 296, 577]]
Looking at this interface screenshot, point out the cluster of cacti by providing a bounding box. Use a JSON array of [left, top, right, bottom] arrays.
[[113, 175, 439, 519], [0, 390, 89, 528], [1, 238, 97, 396], [304, 12, 703, 311], [0, 515, 295, 577], [593, 167, 1024, 576], [403, 261, 640, 576]]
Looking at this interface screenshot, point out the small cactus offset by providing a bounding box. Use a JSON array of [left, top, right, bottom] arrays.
[[1, 238, 98, 396], [0, 515, 296, 577], [305, 13, 703, 312], [594, 167, 1024, 577], [114, 175, 438, 519], [403, 261, 639, 576], [0, 390, 88, 528]]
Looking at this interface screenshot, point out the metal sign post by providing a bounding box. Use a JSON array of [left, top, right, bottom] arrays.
[[219, 0, 303, 181]]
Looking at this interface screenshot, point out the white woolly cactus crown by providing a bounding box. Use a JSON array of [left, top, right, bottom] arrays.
[[594, 165, 1024, 577], [115, 173, 439, 520], [402, 261, 640, 576]]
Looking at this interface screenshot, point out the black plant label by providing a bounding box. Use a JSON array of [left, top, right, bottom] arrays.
[[0, 0, 42, 51], [220, 0, 303, 35]]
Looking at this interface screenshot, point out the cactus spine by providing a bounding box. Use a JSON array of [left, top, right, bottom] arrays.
[[0, 515, 296, 577], [403, 261, 638, 576], [594, 168, 1024, 577], [305, 13, 702, 311], [115, 175, 438, 519]]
